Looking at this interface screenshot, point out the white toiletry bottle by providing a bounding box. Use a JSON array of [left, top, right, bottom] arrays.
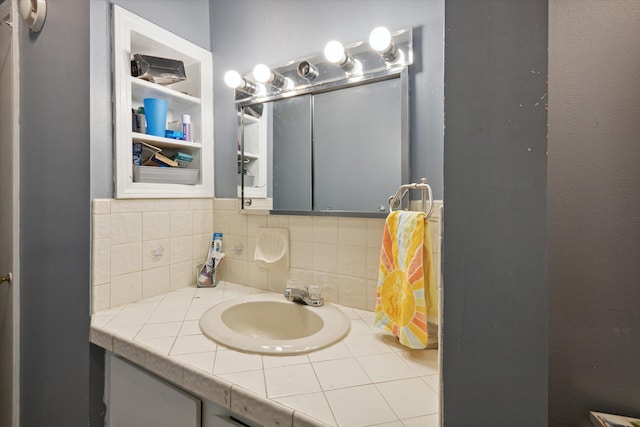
[[137, 107, 146, 134], [182, 114, 191, 141]]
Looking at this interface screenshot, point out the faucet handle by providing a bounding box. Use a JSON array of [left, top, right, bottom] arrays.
[[307, 285, 322, 302], [283, 287, 297, 301]]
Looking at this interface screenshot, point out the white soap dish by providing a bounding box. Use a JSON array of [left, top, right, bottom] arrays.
[[254, 228, 288, 268]]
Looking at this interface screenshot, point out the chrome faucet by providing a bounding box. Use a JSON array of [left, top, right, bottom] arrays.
[[283, 285, 324, 307]]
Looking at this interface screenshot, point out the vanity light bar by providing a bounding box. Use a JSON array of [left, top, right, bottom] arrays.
[[226, 27, 413, 105]]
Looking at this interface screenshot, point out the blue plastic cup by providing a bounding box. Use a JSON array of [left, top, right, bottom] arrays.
[[143, 98, 168, 137]]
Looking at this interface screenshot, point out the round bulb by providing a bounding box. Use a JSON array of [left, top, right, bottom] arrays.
[[253, 64, 272, 83], [369, 26, 392, 52], [224, 70, 243, 88], [324, 40, 346, 64]]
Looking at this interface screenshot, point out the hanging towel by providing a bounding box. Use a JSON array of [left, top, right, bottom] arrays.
[[374, 211, 438, 349]]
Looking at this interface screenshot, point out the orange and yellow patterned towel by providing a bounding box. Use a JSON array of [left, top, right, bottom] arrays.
[[374, 211, 437, 349]]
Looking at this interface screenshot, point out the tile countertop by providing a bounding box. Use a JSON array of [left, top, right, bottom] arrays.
[[90, 282, 440, 427]]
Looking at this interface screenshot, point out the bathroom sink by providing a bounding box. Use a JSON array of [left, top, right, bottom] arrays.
[[199, 293, 350, 355]]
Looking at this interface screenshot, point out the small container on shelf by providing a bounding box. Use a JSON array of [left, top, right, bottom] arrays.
[[131, 53, 186, 86], [182, 114, 191, 141], [132, 142, 142, 165], [172, 152, 193, 168], [136, 107, 146, 133], [133, 166, 199, 185]]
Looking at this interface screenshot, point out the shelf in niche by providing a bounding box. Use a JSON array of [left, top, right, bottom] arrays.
[[130, 77, 201, 109], [133, 132, 202, 150]]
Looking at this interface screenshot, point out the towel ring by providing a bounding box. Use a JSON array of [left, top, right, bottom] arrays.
[[388, 178, 434, 218]]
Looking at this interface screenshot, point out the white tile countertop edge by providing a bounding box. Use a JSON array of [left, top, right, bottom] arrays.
[[90, 282, 440, 427]]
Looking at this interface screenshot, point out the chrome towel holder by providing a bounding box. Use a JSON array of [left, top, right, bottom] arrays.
[[388, 178, 434, 218]]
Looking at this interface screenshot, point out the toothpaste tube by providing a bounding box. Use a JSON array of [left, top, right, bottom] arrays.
[[197, 232, 224, 287]]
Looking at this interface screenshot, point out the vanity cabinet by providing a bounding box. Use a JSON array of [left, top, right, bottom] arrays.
[[107, 354, 201, 427], [106, 353, 256, 427], [112, 5, 214, 198]]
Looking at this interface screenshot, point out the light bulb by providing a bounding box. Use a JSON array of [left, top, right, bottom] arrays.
[[224, 70, 243, 88], [324, 40, 347, 64], [369, 27, 392, 52], [252, 64, 272, 84], [224, 70, 258, 94]]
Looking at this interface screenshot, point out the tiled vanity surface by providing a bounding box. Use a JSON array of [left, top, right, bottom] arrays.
[[90, 282, 439, 427]]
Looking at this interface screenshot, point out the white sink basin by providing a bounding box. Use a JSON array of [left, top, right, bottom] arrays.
[[199, 293, 350, 355]]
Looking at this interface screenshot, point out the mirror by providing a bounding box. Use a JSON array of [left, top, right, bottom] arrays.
[[235, 28, 412, 216]]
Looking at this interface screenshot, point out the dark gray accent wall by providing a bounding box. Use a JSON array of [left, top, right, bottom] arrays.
[[548, 1, 640, 425], [209, 0, 444, 199], [442, 1, 548, 425], [20, 0, 92, 425]]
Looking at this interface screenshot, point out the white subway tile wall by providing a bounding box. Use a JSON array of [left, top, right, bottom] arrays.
[[92, 198, 442, 313], [91, 199, 213, 312]]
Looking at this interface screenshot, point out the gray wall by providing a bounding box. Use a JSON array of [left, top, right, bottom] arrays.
[[548, 1, 640, 425], [209, 0, 445, 199], [17, 1, 214, 425], [90, 0, 211, 198], [20, 0, 92, 425], [442, 1, 548, 425]]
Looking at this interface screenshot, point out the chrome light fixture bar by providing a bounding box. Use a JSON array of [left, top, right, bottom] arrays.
[[232, 27, 413, 106]]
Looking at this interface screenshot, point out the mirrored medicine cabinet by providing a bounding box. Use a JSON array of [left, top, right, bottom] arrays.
[[234, 28, 413, 217]]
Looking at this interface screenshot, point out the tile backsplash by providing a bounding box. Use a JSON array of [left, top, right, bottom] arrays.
[[92, 198, 442, 314]]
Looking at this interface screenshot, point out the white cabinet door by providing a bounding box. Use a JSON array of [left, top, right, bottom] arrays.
[[107, 354, 201, 427]]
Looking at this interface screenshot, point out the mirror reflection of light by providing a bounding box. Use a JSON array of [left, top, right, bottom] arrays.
[[283, 78, 295, 91], [350, 60, 363, 75]]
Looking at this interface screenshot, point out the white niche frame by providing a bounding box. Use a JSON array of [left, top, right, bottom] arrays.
[[112, 5, 214, 198]]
